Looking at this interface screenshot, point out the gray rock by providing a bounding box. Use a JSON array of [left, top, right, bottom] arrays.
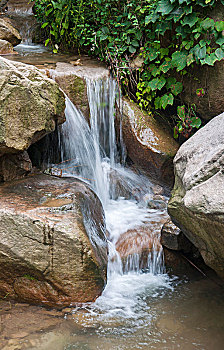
[[168, 112, 224, 279], [161, 219, 192, 252], [148, 199, 167, 210], [0, 174, 107, 306], [0, 18, 21, 45], [0, 56, 65, 156]]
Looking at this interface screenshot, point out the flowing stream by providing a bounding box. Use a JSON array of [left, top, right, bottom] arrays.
[[52, 76, 169, 314], [1, 42, 224, 350]]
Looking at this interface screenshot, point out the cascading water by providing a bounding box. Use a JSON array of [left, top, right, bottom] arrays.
[[52, 75, 170, 320]]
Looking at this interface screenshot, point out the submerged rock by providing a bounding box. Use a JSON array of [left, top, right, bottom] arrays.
[[0, 174, 107, 306], [121, 99, 179, 186], [0, 56, 65, 156], [116, 212, 168, 272], [0, 17, 21, 45], [168, 112, 224, 279]]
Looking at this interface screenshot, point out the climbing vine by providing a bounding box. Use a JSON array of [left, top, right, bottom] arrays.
[[34, 0, 224, 139]]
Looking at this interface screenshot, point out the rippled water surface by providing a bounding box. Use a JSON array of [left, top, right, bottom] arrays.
[[1, 276, 224, 350]]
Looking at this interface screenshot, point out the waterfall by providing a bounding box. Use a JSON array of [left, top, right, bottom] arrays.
[[53, 75, 165, 277]]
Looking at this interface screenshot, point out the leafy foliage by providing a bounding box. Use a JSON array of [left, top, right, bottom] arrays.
[[34, 0, 224, 139]]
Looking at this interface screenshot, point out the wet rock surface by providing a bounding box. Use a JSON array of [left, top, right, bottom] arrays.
[[0, 17, 21, 45], [168, 112, 224, 279], [0, 174, 107, 306], [121, 99, 179, 187], [49, 61, 109, 120], [0, 56, 65, 156], [116, 212, 168, 271], [0, 38, 13, 53]]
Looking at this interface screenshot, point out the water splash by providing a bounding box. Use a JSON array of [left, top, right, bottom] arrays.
[[53, 76, 167, 281]]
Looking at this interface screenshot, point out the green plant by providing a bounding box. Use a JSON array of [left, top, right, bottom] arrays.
[[34, 0, 224, 139], [174, 104, 201, 139], [23, 274, 37, 281]]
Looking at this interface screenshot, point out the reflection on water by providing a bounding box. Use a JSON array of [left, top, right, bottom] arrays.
[[0, 277, 224, 350]]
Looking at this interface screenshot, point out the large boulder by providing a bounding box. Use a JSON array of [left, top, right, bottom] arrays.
[[121, 99, 179, 186], [0, 17, 21, 45], [0, 174, 107, 306], [168, 112, 224, 279], [0, 56, 65, 156]]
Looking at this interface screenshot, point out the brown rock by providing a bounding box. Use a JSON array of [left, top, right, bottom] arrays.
[[181, 61, 224, 121], [116, 220, 167, 271], [0, 18, 21, 45], [0, 38, 13, 54], [121, 99, 179, 186], [0, 151, 32, 182], [180, 4, 224, 121], [0, 174, 107, 306]]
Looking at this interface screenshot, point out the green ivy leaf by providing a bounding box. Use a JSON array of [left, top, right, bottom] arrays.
[[200, 18, 215, 30], [145, 13, 159, 25], [190, 117, 201, 128], [146, 47, 158, 61], [45, 7, 53, 16], [215, 21, 224, 32], [215, 48, 224, 61], [170, 8, 185, 23], [187, 53, 194, 66], [157, 0, 175, 15], [198, 46, 206, 59], [166, 77, 176, 89], [216, 37, 224, 46], [171, 82, 183, 96], [204, 53, 217, 65], [172, 51, 187, 71], [41, 22, 49, 29], [160, 93, 174, 109], [154, 96, 162, 109], [45, 38, 50, 46], [181, 13, 198, 27], [177, 105, 185, 121], [129, 46, 136, 53], [151, 65, 161, 77], [131, 40, 139, 47], [148, 77, 166, 91], [160, 60, 172, 73]]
